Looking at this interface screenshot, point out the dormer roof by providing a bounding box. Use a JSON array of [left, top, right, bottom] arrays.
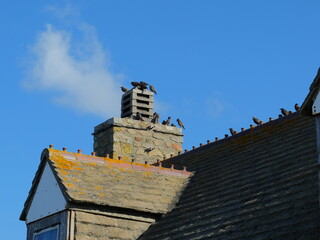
[[20, 148, 191, 221]]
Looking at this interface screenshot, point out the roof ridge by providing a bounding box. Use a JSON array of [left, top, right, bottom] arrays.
[[47, 147, 191, 177], [161, 111, 300, 165]]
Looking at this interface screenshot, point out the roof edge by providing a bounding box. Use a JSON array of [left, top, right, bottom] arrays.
[[301, 67, 320, 116], [160, 112, 302, 167], [47, 148, 192, 178]]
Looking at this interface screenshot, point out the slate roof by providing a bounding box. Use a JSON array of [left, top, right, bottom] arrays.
[[20, 148, 191, 221], [140, 112, 320, 239]]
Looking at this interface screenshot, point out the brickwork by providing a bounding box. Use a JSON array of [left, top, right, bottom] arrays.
[[93, 117, 183, 164]]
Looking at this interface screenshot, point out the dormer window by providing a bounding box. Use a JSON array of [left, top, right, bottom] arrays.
[[34, 225, 59, 240]]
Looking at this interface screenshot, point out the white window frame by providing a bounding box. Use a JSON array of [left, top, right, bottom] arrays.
[[33, 225, 59, 240]]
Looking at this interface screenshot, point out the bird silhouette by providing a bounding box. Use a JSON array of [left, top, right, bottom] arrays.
[[280, 108, 289, 116], [139, 81, 148, 90], [163, 117, 171, 125], [229, 128, 237, 136], [252, 116, 264, 125], [294, 103, 301, 111], [151, 113, 160, 124], [121, 86, 129, 92], [177, 119, 185, 129], [171, 123, 176, 127], [131, 81, 140, 89], [149, 84, 157, 94], [136, 112, 144, 121]]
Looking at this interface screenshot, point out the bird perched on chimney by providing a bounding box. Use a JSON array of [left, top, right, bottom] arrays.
[[163, 117, 171, 125], [280, 108, 289, 116], [120, 86, 129, 92], [151, 112, 160, 124], [294, 103, 301, 111], [177, 119, 185, 129], [136, 112, 144, 121], [252, 116, 264, 125], [149, 84, 157, 94], [139, 81, 148, 90], [229, 128, 237, 136], [131, 81, 140, 89]]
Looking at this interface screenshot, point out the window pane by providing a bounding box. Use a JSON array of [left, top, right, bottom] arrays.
[[34, 228, 57, 240]]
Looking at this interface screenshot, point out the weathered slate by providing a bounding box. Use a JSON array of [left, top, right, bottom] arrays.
[[140, 113, 320, 239]]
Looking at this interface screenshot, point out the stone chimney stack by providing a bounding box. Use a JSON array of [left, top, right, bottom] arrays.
[[93, 87, 183, 164]]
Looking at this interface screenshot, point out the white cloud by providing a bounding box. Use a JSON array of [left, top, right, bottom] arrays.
[[24, 23, 122, 118]]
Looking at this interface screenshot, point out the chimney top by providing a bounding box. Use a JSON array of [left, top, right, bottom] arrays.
[[121, 88, 154, 121]]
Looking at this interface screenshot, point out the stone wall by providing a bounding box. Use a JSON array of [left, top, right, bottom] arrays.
[[93, 117, 183, 164], [74, 210, 154, 240]]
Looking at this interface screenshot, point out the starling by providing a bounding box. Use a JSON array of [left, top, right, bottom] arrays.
[[229, 128, 237, 136], [131, 81, 140, 88], [139, 81, 148, 90], [149, 84, 157, 94], [151, 113, 160, 124], [294, 103, 301, 111], [280, 108, 289, 116], [252, 116, 264, 125], [163, 117, 171, 125], [177, 119, 185, 129], [120, 86, 129, 92], [171, 123, 176, 127], [136, 112, 144, 121]]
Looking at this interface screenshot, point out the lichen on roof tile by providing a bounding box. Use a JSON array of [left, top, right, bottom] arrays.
[[46, 148, 191, 214]]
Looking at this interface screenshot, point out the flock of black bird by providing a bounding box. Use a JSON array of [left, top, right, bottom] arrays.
[[228, 103, 301, 136], [121, 81, 157, 94], [121, 81, 185, 130], [142, 113, 185, 129]]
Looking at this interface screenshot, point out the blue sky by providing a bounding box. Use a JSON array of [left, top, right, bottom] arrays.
[[1, 1, 320, 238]]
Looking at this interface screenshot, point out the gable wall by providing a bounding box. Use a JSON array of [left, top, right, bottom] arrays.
[[26, 162, 66, 223]]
